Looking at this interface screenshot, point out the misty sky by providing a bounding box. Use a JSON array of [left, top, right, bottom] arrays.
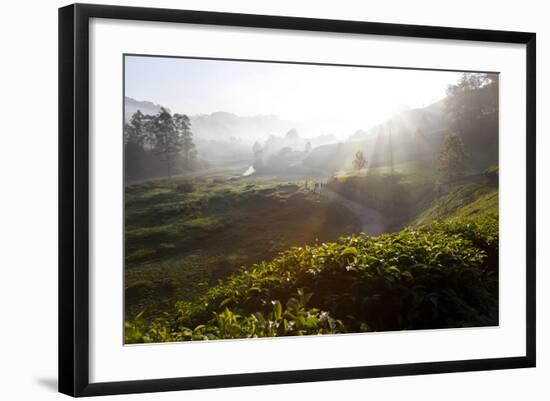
[[125, 55, 462, 139]]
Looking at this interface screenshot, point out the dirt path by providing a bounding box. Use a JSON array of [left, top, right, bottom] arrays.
[[321, 188, 387, 236]]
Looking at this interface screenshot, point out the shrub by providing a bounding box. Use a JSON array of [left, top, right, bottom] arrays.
[[125, 280, 154, 305], [125, 214, 498, 343], [176, 182, 194, 193]]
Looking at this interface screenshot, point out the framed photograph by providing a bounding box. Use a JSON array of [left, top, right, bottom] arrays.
[[59, 3, 536, 397]]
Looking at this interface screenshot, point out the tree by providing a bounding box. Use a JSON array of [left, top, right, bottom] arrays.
[[124, 110, 151, 179], [252, 141, 262, 154], [279, 146, 292, 157], [124, 108, 198, 180], [445, 73, 498, 168], [438, 134, 467, 182], [285, 128, 299, 140], [150, 107, 182, 178], [124, 110, 148, 147], [173, 113, 196, 166], [446, 73, 497, 135], [352, 150, 367, 171]]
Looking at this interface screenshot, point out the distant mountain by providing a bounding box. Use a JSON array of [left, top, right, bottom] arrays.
[[125, 97, 340, 146], [124, 97, 346, 164], [124, 90, 496, 174], [348, 101, 446, 142], [124, 96, 498, 173], [125, 97, 295, 142], [303, 101, 447, 173], [124, 97, 165, 120], [190, 111, 294, 142]]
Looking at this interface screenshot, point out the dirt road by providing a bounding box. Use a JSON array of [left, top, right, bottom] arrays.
[[322, 188, 387, 236]]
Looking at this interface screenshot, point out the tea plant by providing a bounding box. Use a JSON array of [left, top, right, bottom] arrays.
[[125, 213, 498, 343]]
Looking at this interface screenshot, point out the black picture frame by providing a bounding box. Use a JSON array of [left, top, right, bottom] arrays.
[[59, 3, 536, 397]]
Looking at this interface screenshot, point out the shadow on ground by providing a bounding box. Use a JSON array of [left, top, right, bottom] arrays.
[[35, 377, 57, 392]]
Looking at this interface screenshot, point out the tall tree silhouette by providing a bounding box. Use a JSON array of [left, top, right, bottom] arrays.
[[438, 134, 467, 182], [124, 110, 148, 147], [151, 108, 182, 178], [174, 113, 196, 166], [124, 110, 151, 179], [445, 73, 498, 168]]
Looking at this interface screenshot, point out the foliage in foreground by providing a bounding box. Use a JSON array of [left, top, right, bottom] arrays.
[[125, 213, 498, 343], [124, 176, 358, 319]]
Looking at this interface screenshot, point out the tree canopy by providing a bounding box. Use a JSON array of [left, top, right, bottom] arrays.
[[124, 108, 197, 179], [445, 73, 498, 169], [438, 134, 467, 183]]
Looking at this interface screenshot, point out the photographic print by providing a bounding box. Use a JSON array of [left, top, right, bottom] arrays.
[[123, 55, 499, 344]]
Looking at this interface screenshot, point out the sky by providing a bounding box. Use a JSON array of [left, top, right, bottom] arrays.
[[125, 55, 463, 139]]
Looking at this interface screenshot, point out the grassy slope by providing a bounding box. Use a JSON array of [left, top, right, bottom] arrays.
[[125, 173, 360, 320], [125, 174, 500, 343], [414, 183, 498, 224], [126, 214, 498, 342]]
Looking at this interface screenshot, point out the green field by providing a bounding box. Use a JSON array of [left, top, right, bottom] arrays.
[[125, 170, 359, 320], [124, 163, 499, 343]]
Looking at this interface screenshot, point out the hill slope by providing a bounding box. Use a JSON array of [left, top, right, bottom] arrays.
[[414, 183, 498, 224], [124, 174, 360, 320], [126, 185, 499, 343]]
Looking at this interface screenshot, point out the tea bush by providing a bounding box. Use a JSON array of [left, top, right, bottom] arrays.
[[125, 213, 498, 343]]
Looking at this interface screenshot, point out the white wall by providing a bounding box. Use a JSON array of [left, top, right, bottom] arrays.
[[0, 0, 547, 399]]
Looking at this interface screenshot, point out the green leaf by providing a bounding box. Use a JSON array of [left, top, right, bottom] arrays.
[[273, 301, 282, 321], [341, 247, 359, 257], [387, 266, 401, 275], [219, 297, 233, 307]]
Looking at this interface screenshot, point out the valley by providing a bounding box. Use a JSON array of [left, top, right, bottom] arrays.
[[123, 65, 500, 343]]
